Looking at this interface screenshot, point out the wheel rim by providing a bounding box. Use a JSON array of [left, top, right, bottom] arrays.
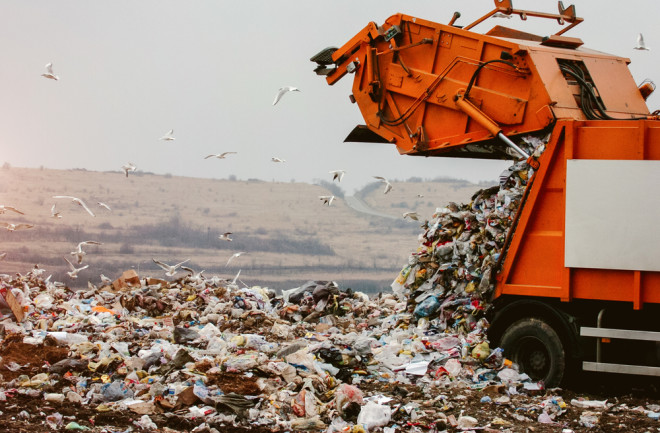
[[512, 336, 550, 381]]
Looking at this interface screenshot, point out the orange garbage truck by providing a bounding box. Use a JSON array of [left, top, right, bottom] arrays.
[[312, 0, 660, 387]]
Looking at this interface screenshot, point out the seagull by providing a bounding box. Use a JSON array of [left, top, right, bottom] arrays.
[[226, 252, 247, 267], [373, 176, 393, 194], [30, 264, 46, 277], [122, 162, 137, 177], [181, 266, 205, 282], [97, 202, 112, 211], [271, 157, 286, 163], [492, 12, 512, 19], [218, 232, 233, 242], [160, 129, 175, 141], [329, 170, 346, 182], [70, 241, 103, 264], [0, 252, 6, 261], [152, 258, 190, 277], [0, 222, 34, 231], [272, 86, 300, 105], [0, 205, 25, 215], [100, 274, 113, 285], [417, 194, 424, 198], [64, 257, 88, 279], [52, 195, 95, 217], [231, 269, 241, 286], [204, 152, 237, 160], [319, 195, 335, 206], [634, 33, 650, 51], [50, 204, 62, 219], [41, 63, 59, 80], [403, 211, 420, 221]]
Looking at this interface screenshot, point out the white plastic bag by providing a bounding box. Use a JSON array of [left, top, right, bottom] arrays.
[[357, 401, 392, 431]]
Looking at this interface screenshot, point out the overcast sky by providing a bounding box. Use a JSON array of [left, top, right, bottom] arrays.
[[1, 1, 657, 194]]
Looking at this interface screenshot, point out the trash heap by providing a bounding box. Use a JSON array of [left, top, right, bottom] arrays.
[[1, 134, 659, 432], [391, 134, 549, 334]]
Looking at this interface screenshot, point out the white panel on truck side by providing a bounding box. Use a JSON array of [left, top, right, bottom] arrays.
[[565, 159, 660, 272]]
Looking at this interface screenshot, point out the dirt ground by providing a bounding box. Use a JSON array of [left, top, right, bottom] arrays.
[[2, 337, 660, 432]]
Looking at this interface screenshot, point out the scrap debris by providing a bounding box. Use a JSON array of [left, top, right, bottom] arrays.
[[0, 135, 658, 432]]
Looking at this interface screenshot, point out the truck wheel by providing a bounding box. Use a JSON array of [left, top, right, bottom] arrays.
[[500, 318, 565, 387]]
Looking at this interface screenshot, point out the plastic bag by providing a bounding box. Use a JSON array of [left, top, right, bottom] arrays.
[[413, 295, 441, 318], [101, 381, 134, 402], [46, 412, 63, 429], [136, 414, 158, 431], [335, 384, 364, 416], [357, 401, 392, 431]]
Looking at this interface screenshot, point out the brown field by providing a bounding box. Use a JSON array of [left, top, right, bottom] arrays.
[[0, 166, 490, 292]]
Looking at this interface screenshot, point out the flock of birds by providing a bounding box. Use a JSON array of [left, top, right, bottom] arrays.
[[1, 70, 403, 282], [14, 23, 649, 283]]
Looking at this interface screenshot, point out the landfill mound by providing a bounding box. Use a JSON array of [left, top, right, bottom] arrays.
[[1, 136, 659, 432]]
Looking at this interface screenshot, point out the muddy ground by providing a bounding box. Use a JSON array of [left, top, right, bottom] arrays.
[[1, 338, 660, 432]]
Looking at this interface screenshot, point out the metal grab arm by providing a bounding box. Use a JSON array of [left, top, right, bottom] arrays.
[[454, 94, 530, 159]]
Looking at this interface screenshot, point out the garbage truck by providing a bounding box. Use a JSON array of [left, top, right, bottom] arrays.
[[311, 0, 660, 387]]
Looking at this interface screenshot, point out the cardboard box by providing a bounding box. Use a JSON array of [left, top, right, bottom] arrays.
[[111, 269, 141, 291], [0, 286, 25, 322]]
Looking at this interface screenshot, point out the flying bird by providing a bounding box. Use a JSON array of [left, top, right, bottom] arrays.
[[160, 129, 175, 141], [152, 258, 190, 277], [226, 252, 247, 267], [53, 195, 95, 216], [0, 205, 25, 215], [218, 232, 233, 242], [97, 202, 112, 211], [319, 195, 335, 206], [204, 152, 237, 160], [64, 257, 88, 279], [231, 269, 241, 286], [122, 162, 137, 177], [70, 241, 103, 264], [329, 170, 346, 183], [50, 204, 62, 219], [271, 157, 286, 163], [634, 33, 650, 51], [0, 252, 7, 261], [272, 86, 300, 105], [492, 12, 512, 19], [0, 222, 34, 232], [373, 176, 393, 194], [403, 211, 420, 221], [41, 62, 59, 80]]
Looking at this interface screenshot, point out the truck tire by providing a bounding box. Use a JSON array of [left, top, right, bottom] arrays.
[[500, 318, 565, 387]]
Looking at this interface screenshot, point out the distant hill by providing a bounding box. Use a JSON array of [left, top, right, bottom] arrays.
[[0, 167, 494, 292]]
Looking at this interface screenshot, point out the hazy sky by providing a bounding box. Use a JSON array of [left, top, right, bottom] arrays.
[[1, 1, 658, 193]]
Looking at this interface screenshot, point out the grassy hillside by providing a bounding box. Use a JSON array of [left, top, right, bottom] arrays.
[[0, 166, 494, 292]]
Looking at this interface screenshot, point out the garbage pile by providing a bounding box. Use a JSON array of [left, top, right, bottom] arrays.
[[391, 134, 549, 333], [0, 135, 659, 432]]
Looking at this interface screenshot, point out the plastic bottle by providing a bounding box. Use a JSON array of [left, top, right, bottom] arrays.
[[44, 393, 65, 403], [47, 331, 89, 345]]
